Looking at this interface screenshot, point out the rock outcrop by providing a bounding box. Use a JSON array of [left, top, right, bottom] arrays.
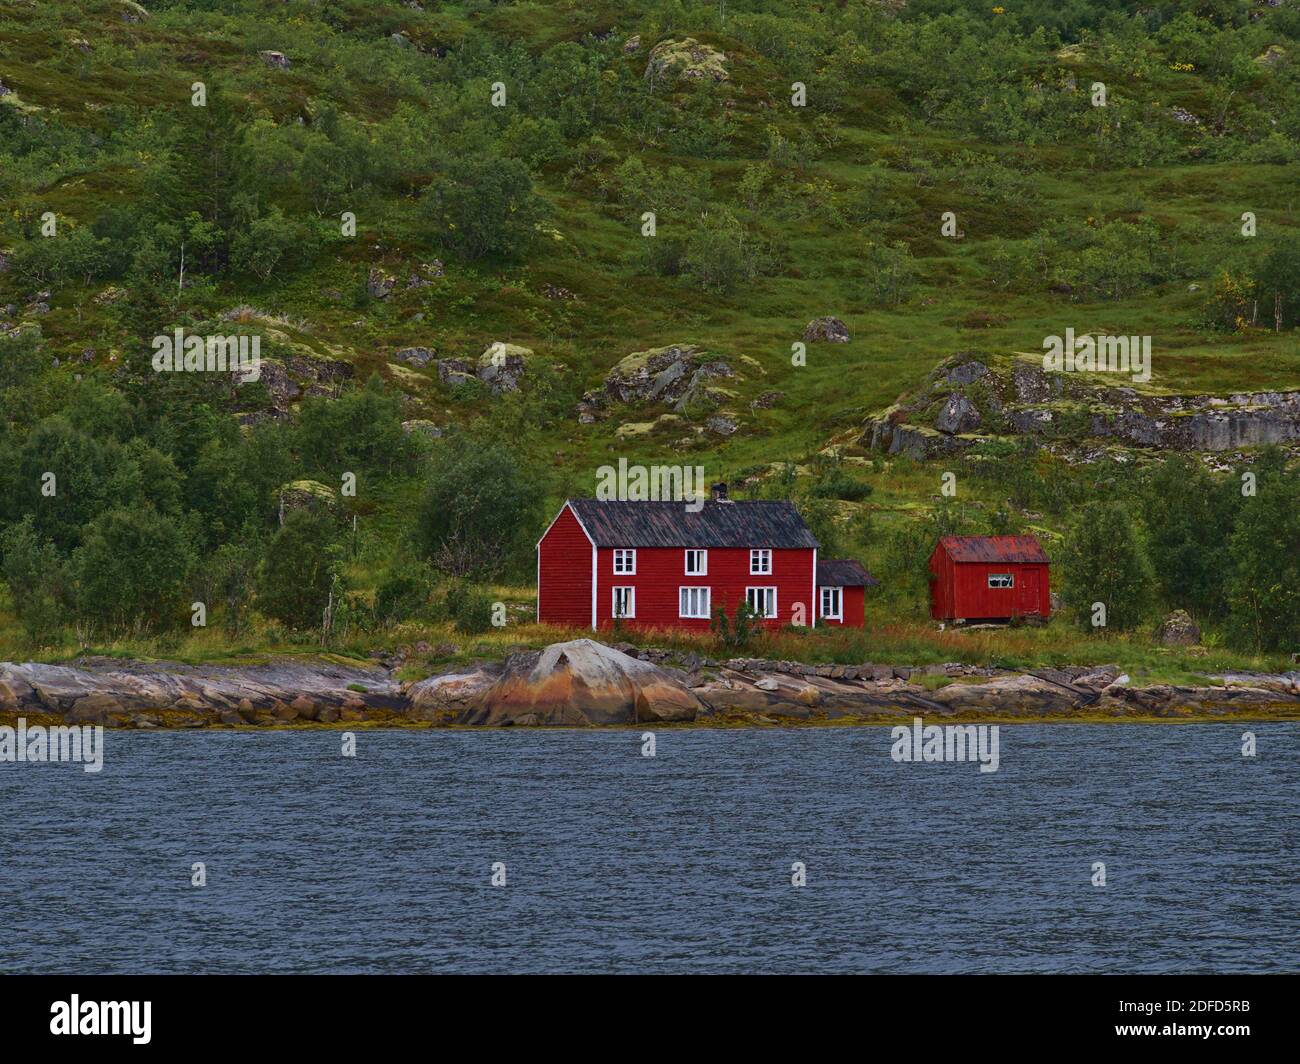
[[459, 640, 702, 726], [580, 343, 734, 423], [3, 642, 1297, 729], [862, 352, 1300, 460], [803, 317, 851, 343], [645, 38, 729, 84]]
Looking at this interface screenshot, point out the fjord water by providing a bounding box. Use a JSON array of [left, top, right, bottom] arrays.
[[2, 725, 1296, 974]]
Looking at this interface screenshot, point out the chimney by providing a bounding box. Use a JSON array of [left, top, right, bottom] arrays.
[[711, 482, 729, 503]]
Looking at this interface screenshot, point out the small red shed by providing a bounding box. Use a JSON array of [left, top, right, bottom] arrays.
[[928, 535, 1051, 623]]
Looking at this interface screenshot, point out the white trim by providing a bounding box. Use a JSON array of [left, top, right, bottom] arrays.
[[684, 548, 707, 576], [820, 585, 843, 621], [746, 586, 778, 619], [811, 547, 817, 629], [612, 585, 635, 619], [679, 586, 711, 619]]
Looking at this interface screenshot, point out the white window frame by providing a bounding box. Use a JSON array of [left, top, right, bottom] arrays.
[[820, 586, 843, 621], [613, 549, 636, 575], [746, 586, 777, 619], [750, 549, 772, 575], [612, 586, 635, 619], [679, 586, 711, 619], [684, 549, 708, 576], [988, 573, 1014, 589]]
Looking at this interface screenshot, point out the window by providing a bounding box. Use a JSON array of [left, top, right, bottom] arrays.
[[612, 587, 635, 619], [988, 573, 1014, 589], [750, 549, 772, 575], [820, 586, 842, 620], [684, 549, 707, 576], [746, 587, 777, 619], [679, 586, 711, 619], [613, 549, 636, 575]]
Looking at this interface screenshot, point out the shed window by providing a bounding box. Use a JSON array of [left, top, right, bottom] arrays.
[[612, 587, 635, 619], [820, 586, 843, 620], [684, 549, 707, 576], [679, 586, 711, 619], [613, 549, 636, 575], [750, 549, 772, 575], [988, 573, 1014, 589]]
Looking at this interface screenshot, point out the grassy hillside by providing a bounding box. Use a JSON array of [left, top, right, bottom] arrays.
[[3, 0, 1300, 673]]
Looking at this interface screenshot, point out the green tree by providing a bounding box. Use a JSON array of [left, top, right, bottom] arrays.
[[1061, 501, 1155, 632], [414, 434, 545, 578], [1141, 456, 1233, 618], [255, 509, 339, 631], [1225, 450, 1300, 650], [0, 516, 66, 644], [71, 508, 194, 634], [422, 154, 546, 261]]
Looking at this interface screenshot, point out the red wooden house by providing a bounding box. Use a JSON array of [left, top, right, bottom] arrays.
[[537, 487, 875, 631], [928, 535, 1051, 623]]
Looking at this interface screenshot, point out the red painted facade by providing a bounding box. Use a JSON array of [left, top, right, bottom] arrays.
[[537, 501, 861, 632], [818, 584, 865, 627], [593, 544, 816, 632], [928, 536, 1051, 622], [536, 504, 594, 628]]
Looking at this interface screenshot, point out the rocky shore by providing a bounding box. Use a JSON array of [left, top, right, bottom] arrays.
[[3, 640, 1300, 729]]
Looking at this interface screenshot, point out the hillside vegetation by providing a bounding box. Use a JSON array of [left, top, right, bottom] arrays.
[[2, 0, 1300, 674]]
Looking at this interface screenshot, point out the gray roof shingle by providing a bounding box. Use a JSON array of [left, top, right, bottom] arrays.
[[816, 559, 878, 587], [567, 498, 819, 549]]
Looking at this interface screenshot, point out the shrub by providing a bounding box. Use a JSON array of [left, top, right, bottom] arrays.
[[256, 510, 339, 630], [445, 583, 495, 634]]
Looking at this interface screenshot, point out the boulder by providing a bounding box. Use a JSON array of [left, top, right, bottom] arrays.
[[1156, 610, 1201, 647], [259, 50, 291, 70], [623, 35, 642, 55], [393, 346, 434, 368], [600, 343, 732, 413], [401, 419, 443, 439], [476, 343, 531, 394], [278, 479, 336, 524], [367, 267, 395, 299], [436, 358, 475, 387], [407, 664, 503, 721], [459, 640, 701, 726], [802, 317, 850, 343], [935, 393, 981, 434], [645, 38, 729, 84]]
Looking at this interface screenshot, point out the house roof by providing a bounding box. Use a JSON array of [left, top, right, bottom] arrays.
[[936, 535, 1050, 564], [817, 559, 878, 587], [566, 498, 819, 549]]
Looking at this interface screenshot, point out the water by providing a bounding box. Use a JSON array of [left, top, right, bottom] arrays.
[[1, 724, 1296, 973]]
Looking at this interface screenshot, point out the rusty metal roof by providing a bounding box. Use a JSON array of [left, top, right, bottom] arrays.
[[937, 535, 1050, 564], [816, 559, 878, 587], [568, 499, 819, 549]]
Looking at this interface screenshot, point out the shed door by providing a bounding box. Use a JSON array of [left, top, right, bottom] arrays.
[[1018, 569, 1041, 614]]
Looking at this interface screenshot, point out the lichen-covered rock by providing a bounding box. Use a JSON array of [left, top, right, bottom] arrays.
[[259, 50, 291, 70], [1156, 610, 1201, 647], [393, 346, 434, 368], [598, 344, 733, 417], [367, 267, 395, 299], [459, 640, 701, 726], [935, 393, 981, 434], [803, 316, 850, 343], [401, 419, 442, 439], [645, 38, 729, 84], [705, 413, 739, 436], [1255, 45, 1287, 67], [278, 479, 337, 523], [476, 342, 531, 394]]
